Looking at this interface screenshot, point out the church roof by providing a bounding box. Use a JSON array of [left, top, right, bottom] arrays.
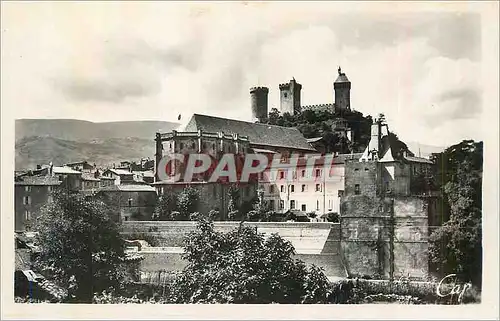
[[182, 114, 316, 152]]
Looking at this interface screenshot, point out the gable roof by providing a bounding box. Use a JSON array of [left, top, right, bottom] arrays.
[[15, 175, 62, 186], [105, 169, 134, 176], [98, 184, 156, 192], [182, 114, 316, 152], [52, 166, 81, 175]]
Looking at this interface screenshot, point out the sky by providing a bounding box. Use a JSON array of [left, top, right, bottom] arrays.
[[1, 2, 490, 147]]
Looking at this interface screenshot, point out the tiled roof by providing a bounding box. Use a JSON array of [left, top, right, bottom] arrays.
[[106, 169, 133, 176], [182, 114, 316, 151], [98, 184, 156, 192], [15, 175, 61, 186], [52, 166, 82, 175], [132, 170, 154, 177], [307, 137, 324, 143]]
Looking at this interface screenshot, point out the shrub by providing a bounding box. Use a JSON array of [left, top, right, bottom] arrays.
[[169, 218, 332, 304]]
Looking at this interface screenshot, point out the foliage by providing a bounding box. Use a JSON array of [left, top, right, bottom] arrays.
[[124, 232, 160, 247], [32, 191, 127, 302], [177, 186, 200, 220], [429, 140, 483, 287], [152, 193, 178, 221], [168, 217, 333, 303], [92, 283, 170, 304], [325, 212, 340, 223], [227, 184, 241, 220], [265, 107, 372, 153]]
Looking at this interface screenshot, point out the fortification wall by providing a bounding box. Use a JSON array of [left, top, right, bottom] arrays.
[[122, 221, 345, 278]]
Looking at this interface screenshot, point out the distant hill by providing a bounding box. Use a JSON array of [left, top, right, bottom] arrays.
[[15, 119, 179, 170], [16, 119, 179, 142]]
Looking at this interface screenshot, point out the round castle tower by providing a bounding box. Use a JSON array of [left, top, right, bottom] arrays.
[[250, 86, 269, 123]]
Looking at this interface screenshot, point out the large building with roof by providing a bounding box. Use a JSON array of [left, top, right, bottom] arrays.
[[14, 175, 61, 231], [153, 72, 360, 218]]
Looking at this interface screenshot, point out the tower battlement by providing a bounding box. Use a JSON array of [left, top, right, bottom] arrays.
[[250, 86, 269, 93]]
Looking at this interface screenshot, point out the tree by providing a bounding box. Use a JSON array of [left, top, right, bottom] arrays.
[[227, 184, 241, 220], [177, 186, 200, 220], [429, 140, 483, 287], [169, 217, 333, 303], [267, 108, 280, 125], [32, 191, 126, 302], [153, 193, 178, 221]]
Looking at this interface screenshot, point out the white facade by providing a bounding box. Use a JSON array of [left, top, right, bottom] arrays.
[[259, 162, 345, 215]]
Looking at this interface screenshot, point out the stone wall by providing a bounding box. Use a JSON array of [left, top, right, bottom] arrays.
[[122, 221, 346, 278], [344, 160, 379, 197], [340, 194, 432, 280]]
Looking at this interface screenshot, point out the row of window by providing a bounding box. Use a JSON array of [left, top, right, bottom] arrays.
[[171, 141, 247, 154], [24, 186, 54, 192], [22, 195, 53, 205], [274, 199, 327, 211], [270, 184, 324, 194], [271, 169, 324, 180]]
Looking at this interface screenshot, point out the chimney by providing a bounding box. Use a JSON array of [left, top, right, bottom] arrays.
[[250, 86, 269, 123]]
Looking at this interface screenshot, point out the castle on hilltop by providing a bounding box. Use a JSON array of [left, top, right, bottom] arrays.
[[250, 67, 352, 122]]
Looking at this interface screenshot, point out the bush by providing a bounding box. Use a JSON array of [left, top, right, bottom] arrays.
[[169, 218, 332, 303]]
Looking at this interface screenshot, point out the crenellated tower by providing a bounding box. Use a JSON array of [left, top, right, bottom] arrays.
[[279, 78, 302, 115]]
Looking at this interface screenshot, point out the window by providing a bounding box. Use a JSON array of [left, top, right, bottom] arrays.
[[124, 217, 129, 221], [315, 169, 321, 177], [290, 200, 296, 209], [338, 190, 344, 198], [180, 142, 184, 150], [284, 92, 288, 98], [385, 182, 390, 192], [128, 198, 133, 207], [354, 184, 360, 195], [378, 205, 384, 212], [269, 200, 275, 210], [279, 200, 284, 210], [24, 210, 30, 221], [365, 168, 369, 171], [23, 196, 31, 205], [280, 171, 285, 179], [354, 168, 360, 172], [316, 200, 320, 211], [301, 184, 306, 192], [192, 142, 196, 149], [25, 186, 31, 192], [301, 170, 306, 177], [269, 185, 275, 194], [281, 185, 285, 193], [301, 204, 306, 211], [315, 184, 321, 192], [290, 185, 295, 193]]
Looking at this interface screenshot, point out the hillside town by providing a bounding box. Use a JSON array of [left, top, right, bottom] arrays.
[[14, 68, 481, 305]]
